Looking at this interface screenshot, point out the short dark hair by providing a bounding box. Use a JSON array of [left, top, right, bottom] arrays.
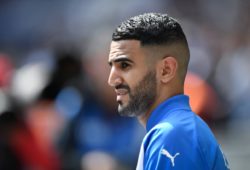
[[112, 13, 188, 46]]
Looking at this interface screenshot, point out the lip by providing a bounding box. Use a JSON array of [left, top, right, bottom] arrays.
[[115, 89, 128, 95]]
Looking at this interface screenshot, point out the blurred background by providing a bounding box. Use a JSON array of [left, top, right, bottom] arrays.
[[0, 0, 249, 169]]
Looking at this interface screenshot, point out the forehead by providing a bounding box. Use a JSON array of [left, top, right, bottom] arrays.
[[109, 40, 144, 60]]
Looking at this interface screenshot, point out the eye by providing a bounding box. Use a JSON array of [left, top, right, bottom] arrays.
[[120, 62, 130, 69]]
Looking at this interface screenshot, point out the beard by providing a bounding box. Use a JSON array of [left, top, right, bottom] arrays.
[[117, 70, 157, 117]]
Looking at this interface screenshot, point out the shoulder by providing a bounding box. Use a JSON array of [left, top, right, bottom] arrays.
[[143, 120, 194, 153], [142, 111, 230, 169], [144, 121, 179, 143], [144, 110, 196, 148], [143, 119, 196, 161], [142, 114, 210, 169], [142, 121, 205, 169]]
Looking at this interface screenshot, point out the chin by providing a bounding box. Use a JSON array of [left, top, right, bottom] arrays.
[[117, 100, 127, 109], [118, 105, 131, 117], [118, 104, 125, 113]]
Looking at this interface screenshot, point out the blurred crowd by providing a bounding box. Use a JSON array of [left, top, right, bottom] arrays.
[[0, 0, 250, 169], [0, 48, 144, 170]]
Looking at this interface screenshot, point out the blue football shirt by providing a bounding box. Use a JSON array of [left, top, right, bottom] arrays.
[[136, 95, 229, 170]]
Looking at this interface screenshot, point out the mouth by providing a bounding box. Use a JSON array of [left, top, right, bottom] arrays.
[[115, 89, 128, 95], [115, 89, 129, 101]]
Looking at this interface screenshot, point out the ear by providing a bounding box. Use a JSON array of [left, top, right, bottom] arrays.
[[158, 56, 178, 84]]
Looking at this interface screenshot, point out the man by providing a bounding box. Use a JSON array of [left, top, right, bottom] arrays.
[[108, 13, 229, 170]]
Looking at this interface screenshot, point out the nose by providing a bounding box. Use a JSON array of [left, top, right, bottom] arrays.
[[108, 67, 122, 87]]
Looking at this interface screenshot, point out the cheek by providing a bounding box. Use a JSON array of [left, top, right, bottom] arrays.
[[123, 69, 145, 87], [123, 77, 136, 93]]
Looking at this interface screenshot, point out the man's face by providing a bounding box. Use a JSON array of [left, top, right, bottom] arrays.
[[108, 40, 157, 117]]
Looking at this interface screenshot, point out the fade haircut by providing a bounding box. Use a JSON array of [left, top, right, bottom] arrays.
[[112, 13, 189, 47], [112, 13, 190, 84]]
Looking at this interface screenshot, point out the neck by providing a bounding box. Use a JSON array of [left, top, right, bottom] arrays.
[[137, 90, 183, 129], [137, 103, 157, 128]]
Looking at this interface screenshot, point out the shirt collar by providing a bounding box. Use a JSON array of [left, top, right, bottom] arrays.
[[146, 94, 191, 132]]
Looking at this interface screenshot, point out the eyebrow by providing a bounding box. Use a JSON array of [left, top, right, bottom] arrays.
[[108, 56, 134, 66]]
